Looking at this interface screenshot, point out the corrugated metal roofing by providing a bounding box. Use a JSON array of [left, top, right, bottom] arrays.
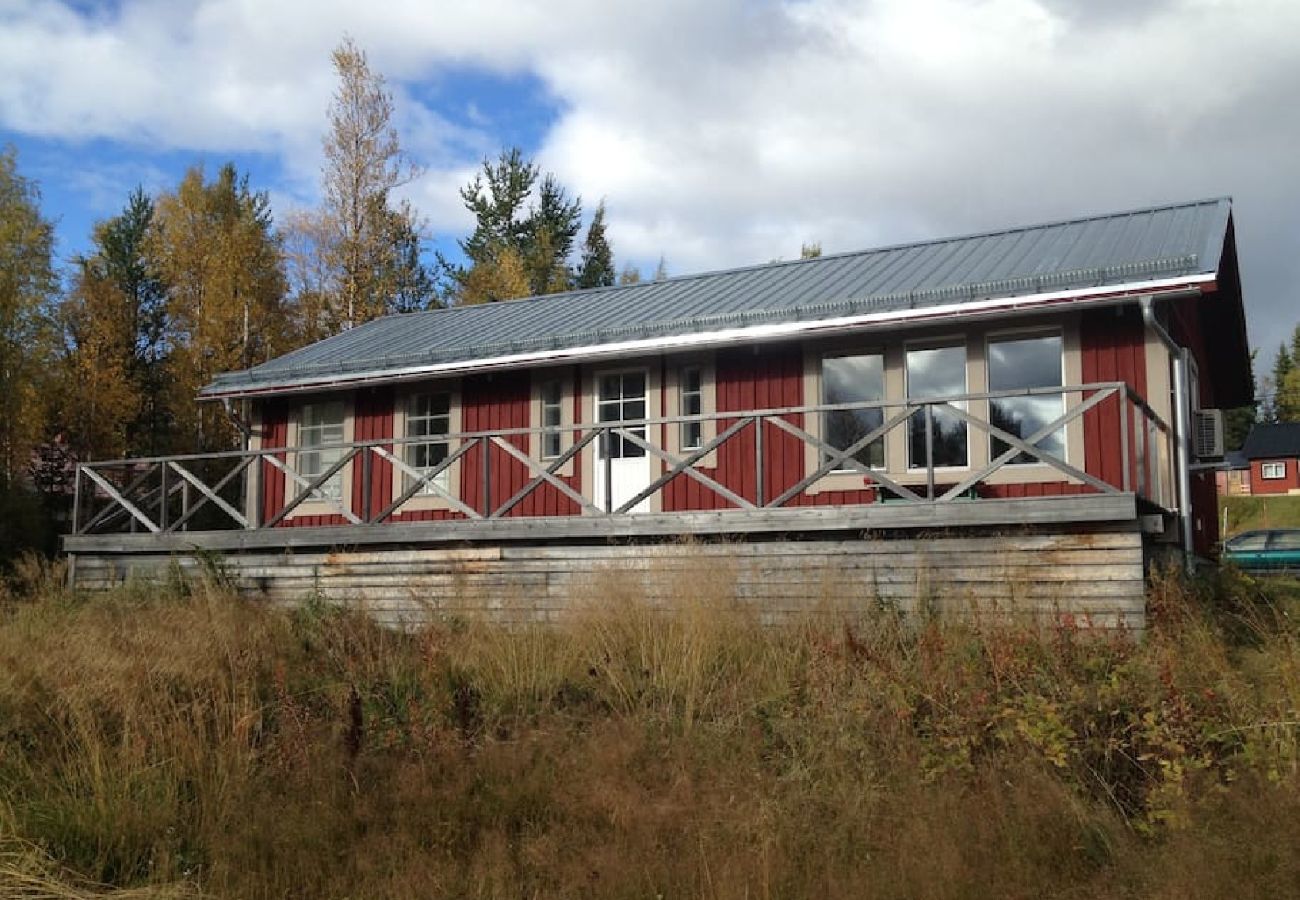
[[203, 197, 1233, 396], [1241, 423, 1300, 460]]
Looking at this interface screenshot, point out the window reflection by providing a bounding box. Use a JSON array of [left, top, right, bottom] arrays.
[[822, 353, 884, 469], [987, 334, 1064, 464], [907, 345, 967, 468]]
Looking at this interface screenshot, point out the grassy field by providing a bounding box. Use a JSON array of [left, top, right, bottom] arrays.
[[1220, 493, 1300, 537], [1, 556, 1299, 899]]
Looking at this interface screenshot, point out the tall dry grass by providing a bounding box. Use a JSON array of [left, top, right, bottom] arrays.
[[1, 554, 1298, 898]]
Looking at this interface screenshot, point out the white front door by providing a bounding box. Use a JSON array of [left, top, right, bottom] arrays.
[[594, 369, 652, 513]]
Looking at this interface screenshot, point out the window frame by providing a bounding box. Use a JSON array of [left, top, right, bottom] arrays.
[[1261, 461, 1287, 480], [904, 339, 970, 471], [679, 365, 704, 451], [390, 381, 462, 513], [820, 350, 887, 473], [286, 397, 353, 518], [403, 390, 453, 496], [984, 329, 1067, 467]]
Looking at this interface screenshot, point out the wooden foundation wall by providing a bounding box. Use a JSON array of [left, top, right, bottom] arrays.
[[70, 529, 1149, 630]]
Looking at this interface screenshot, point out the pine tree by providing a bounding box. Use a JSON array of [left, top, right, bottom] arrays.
[[653, 256, 668, 281], [451, 148, 583, 302], [576, 201, 616, 289]]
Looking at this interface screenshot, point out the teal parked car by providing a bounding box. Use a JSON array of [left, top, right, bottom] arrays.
[[1222, 529, 1300, 572]]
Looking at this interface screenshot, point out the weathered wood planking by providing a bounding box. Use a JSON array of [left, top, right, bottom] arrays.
[[70, 529, 1148, 630], [64, 493, 1142, 555]]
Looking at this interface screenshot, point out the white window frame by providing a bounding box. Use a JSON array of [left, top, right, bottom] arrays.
[[403, 390, 453, 496], [1261, 461, 1286, 480], [984, 329, 1067, 467], [391, 381, 462, 512], [532, 370, 576, 475], [286, 397, 353, 518], [679, 365, 704, 451]]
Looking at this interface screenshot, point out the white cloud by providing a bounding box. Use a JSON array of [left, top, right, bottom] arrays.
[[1, 0, 1298, 345]]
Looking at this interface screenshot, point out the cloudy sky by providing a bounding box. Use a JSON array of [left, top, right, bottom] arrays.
[[1, 0, 1297, 365]]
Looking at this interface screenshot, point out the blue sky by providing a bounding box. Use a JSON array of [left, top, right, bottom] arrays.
[[2, 0, 1299, 369]]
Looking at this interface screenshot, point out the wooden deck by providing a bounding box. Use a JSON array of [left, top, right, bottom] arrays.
[[63, 385, 1173, 629]]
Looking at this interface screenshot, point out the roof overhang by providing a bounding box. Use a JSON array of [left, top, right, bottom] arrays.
[[200, 274, 1216, 401]]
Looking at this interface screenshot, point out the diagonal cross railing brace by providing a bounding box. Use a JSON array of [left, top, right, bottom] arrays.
[[767, 407, 924, 507], [934, 387, 1117, 502], [369, 442, 481, 522], [493, 430, 603, 518], [81, 466, 161, 534], [263, 450, 363, 527], [614, 418, 756, 513], [167, 458, 252, 530], [487, 436, 603, 517]]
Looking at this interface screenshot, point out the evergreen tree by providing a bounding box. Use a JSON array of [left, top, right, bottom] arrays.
[[451, 148, 583, 302], [576, 201, 616, 289]]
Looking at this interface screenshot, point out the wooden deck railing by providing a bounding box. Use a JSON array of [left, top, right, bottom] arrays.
[[69, 382, 1174, 537]]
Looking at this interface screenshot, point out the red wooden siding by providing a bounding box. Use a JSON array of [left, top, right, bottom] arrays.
[[1251, 459, 1300, 495], [352, 387, 394, 521], [1079, 306, 1148, 496], [259, 400, 289, 526]]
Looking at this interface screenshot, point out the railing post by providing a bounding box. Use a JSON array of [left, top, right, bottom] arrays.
[[159, 463, 169, 531], [604, 427, 613, 514], [249, 451, 262, 529], [754, 416, 765, 508], [924, 405, 935, 501], [71, 464, 83, 536], [361, 447, 372, 524], [481, 436, 492, 517], [1134, 406, 1146, 498], [181, 479, 191, 532], [1119, 390, 1130, 493]]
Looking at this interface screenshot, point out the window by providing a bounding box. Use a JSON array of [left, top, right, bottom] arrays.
[[1227, 532, 1268, 551], [822, 353, 884, 469], [405, 392, 452, 494], [1271, 531, 1300, 551], [1262, 462, 1287, 480], [907, 344, 967, 468], [597, 371, 647, 458], [298, 401, 346, 502], [680, 367, 703, 450], [539, 379, 563, 459], [987, 333, 1065, 464]]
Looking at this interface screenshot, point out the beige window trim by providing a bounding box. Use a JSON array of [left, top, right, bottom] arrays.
[[664, 354, 717, 467], [390, 380, 463, 513], [531, 369, 576, 476], [582, 362, 663, 513], [799, 318, 1087, 494], [285, 397, 354, 520]]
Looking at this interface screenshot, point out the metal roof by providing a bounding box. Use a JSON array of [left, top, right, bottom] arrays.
[[1241, 424, 1300, 460], [203, 197, 1234, 397]]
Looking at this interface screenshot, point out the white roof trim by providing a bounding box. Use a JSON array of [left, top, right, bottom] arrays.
[[203, 273, 1215, 400]]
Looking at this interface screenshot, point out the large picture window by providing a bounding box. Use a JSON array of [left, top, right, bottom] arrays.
[[822, 353, 884, 469], [298, 400, 346, 502], [405, 392, 452, 493], [1262, 462, 1286, 480], [987, 333, 1065, 464], [907, 344, 967, 468]]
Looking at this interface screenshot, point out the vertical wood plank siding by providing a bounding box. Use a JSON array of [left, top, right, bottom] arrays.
[[253, 320, 1163, 522]]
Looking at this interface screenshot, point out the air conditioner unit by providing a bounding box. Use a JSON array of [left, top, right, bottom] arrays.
[[1193, 409, 1224, 459]]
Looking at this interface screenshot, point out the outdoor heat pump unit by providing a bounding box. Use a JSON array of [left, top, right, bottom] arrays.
[[1193, 409, 1225, 460]]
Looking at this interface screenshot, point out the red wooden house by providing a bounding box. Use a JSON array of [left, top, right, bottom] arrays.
[[65, 198, 1252, 628], [1240, 424, 1300, 495]]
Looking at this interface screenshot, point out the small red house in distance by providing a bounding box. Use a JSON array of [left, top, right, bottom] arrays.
[[65, 198, 1253, 629], [1240, 424, 1300, 495]]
